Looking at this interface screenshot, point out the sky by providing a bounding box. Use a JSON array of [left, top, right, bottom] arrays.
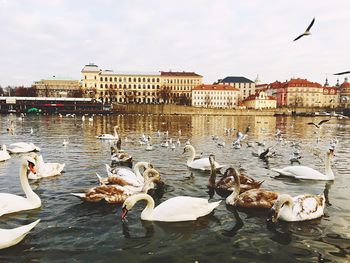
[[0, 0, 349, 87]]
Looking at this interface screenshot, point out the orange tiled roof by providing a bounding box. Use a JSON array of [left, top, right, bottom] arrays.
[[243, 91, 276, 102], [340, 81, 350, 88], [192, 84, 239, 91], [285, 78, 322, 88]]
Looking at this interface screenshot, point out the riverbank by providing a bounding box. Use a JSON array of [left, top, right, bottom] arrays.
[[112, 104, 347, 116]]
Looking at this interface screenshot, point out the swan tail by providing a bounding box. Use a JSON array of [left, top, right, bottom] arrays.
[[209, 200, 221, 210], [271, 168, 286, 175], [70, 193, 86, 199], [95, 173, 105, 185]]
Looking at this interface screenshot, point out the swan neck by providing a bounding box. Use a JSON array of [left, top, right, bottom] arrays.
[[114, 126, 119, 139], [134, 162, 147, 182], [208, 164, 216, 187], [20, 163, 41, 205], [140, 194, 155, 220], [226, 171, 240, 204], [187, 146, 195, 163], [324, 154, 334, 179]]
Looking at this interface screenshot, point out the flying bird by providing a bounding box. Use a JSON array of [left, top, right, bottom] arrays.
[[293, 17, 315, 41], [333, 71, 350, 76], [307, 119, 330, 128]]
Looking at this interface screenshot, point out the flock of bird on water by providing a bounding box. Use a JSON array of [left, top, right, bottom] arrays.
[[0, 111, 341, 250]]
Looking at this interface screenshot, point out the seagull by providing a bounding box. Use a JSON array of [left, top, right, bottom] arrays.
[[333, 71, 350, 76], [307, 119, 330, 128], [293, 17, 315, 41]]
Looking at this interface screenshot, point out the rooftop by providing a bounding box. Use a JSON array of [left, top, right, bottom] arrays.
[[220, 76, 254, 83], [160, 71, 202, 77], [192, 84, 239, 91]]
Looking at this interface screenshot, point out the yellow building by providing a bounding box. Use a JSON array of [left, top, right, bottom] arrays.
[[160, 71, 202, 105], [81, 64, 202, 104], [192, 84, 239, 108], [33, 76, 81, 97], [243, 90, 277, 109]]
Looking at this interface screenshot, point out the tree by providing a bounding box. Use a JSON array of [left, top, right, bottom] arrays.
[[159, 86, 170, 104], [179, 94, 190, 105], [71, 88, 83, 98], [204, 94, 211, 107], [0, 85, 4, 96]]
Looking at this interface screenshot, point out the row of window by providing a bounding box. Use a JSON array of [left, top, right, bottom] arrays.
[[193, 96, 236, 100], [193, 101, 237, 106]]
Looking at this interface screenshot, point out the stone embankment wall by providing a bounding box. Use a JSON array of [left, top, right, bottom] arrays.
[[112, 104, 334, 116]]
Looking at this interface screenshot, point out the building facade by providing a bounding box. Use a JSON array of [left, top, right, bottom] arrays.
[[33, 76, 81, 98], [339, 77, 350, 108], [192, 84, 239, 108], [217, 76, 255, 101], [243, 90, 277, 109], [160, 71, 202, 105], [81, 64, 202, 104]]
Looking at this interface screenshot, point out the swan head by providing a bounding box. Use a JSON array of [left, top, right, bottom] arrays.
[[270, 194, 293, 223], [121, 195, 139, 220], [182, 145, 194, 154], [327, 148, 335, 159], [22, 155, 37, 175]]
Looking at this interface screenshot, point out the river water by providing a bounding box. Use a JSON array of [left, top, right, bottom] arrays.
[[0, 114, 349, 262]]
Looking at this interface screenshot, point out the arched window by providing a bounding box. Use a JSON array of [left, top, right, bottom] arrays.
[[105, 84, 108, 88], [100, 77, 103, 81], [105, 77, 108, 82]]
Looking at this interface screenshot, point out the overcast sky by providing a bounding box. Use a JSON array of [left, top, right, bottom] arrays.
[[0, 0, 349, 87]]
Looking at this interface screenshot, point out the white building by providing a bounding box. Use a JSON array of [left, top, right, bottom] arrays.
[[192, 84, 239, 108], [217, 76, 255, 101], [243, 90, 277, 109]]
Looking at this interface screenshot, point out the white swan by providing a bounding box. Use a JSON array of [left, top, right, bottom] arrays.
[[121, 193, 221, 222], [7, 142, 40, 154], [183, 145, 223, 171], [271, 193, 325, 222], [104, 162, 151, 187], [96, 125, 119, 140], [28, 154, 65, 180], [0, 219, 40, 250], [0, 145, 11, 162], [271, 149, 335, 180], [0, 156, 41, 217]]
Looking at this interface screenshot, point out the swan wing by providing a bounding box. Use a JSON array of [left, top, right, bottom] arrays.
[[292, 194, 325, 221], [152, 196, 220, 222], [0, 219, 40, 249], [271, 166, 325, 179], [0, 194, 33, 216], [188, 158, 211, 170]]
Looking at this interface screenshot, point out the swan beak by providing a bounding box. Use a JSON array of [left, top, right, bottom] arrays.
[[28, 161, 37, 174], [121, 206, 128, 220]]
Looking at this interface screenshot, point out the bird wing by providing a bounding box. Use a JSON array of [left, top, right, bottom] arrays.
[[318, 119, 330, 126], [333, 71, 350, 75], [293, 34, 304, 41], [306, 17, 315, 32], [307, 122, 317, 127]]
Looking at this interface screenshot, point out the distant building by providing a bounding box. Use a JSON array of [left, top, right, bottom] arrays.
[[339, 77, 350, 108], [32, 76, 81, 98], [217, 76, 255, 101], [192, 84, 239, 108], [243, 90, 277, 109], [81, 64, 202, 104]]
